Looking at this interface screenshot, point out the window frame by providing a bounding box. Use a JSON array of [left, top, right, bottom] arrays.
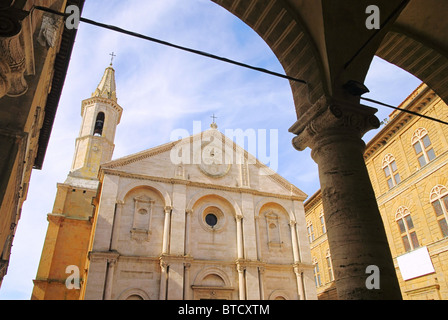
[[430, 185, 448, 238], [411, 128, 436, 167], [395, 206, 420, 252], [382, 154, 401, 189], [313, 258, 322, 287]]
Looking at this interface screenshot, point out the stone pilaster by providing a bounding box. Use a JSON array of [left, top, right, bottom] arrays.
[[162, 206, 172, 254], [236, 263, 246, 300]]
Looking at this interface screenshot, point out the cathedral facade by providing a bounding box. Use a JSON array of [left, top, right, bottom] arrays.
[[33, 65, 317, 300]]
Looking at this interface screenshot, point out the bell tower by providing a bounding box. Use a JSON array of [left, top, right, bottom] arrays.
[[32, 62, 122, 300], [70, 63, 122, 179]]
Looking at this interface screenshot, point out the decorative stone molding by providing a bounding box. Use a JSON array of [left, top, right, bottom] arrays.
[[130, 195, 154, 243], [0, 31, 27, 98], [88, 251, 119, 264], [290, 99, 380, 153], [0, 4, 28, 38], [37, 14, 62, 48]]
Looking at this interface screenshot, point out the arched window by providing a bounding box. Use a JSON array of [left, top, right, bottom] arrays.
[[94, 112, 105, 136], [313, 258, 322, 287], [411, 128, 436, 167], [430, 185, 448, 238], [382, 154, 401, 189], [395, 206, 419, 252]]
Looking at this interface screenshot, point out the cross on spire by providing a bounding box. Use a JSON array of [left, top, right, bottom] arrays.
[[109, 52, 116, 66], [210, 114, 218, 129]]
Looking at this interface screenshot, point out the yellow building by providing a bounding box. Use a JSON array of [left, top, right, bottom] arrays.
[[305, 83, 448, 300]]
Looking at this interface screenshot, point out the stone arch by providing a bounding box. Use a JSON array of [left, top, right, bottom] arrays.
[[117, 288, 151, 300], [193, 266, 232, 287], [422, 177, 448, 202], [211, 0, 327, 114], [117, 180, 171, 207], [187, 189, 242, 218], [213, 0, 448, 110], [377, 31, 448, 106], [192, 266, 234, 300], [268, 289, 291, 300], [254, 198, 294, 221]]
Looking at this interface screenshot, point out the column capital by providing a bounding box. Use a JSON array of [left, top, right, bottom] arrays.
[[293, 264, 303, 275], [164, 206, 172, 214], [159, 259, 168, 270], [289, 98, 380, 153], [237, 263, 246, 273]]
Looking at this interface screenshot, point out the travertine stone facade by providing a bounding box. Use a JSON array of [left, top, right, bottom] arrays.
[[34, 65, 316, 300], [82, 127, 317, 300]]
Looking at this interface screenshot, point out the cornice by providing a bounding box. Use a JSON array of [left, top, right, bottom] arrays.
[[81, 96, 123, 123], [364, 84, 436, 160], [303, 189, 322, 212], [101, 168, 307, 202], [101, 130, 307, 200]]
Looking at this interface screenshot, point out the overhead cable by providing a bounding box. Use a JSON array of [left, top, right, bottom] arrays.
[[32, 6, 448, 126]]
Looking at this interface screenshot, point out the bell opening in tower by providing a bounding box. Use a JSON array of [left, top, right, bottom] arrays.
[[94, 112, 105, 136]]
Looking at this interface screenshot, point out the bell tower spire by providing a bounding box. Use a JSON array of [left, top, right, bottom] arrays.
[[69, 63, 122, 179], [91, 63, 117, 101]]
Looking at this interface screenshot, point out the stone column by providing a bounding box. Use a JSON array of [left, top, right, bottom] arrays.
[[103, 257, 117, 300], [289, 220, 301, 263], [258, 267, 265, 300], [183, 263, 191, 300], [159, 260, 168, 300], [237, 263, 246, 300], [290, 100, 402, 300], [293, 265, 305, 300], [254, 216, 262, 261], [236, 215, 244, 259], [184, 210, 192, 256], [110, 201, 124, 250], [162, 206, 172, 254]]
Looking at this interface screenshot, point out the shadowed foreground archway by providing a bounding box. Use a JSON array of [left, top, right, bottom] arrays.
[[211, 0, 448, 300]]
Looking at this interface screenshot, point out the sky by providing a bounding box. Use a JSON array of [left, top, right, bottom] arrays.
[[0, 0, 422, 300]]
